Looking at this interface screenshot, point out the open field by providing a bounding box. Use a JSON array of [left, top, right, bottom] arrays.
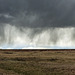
[[0, 50, 75, 75]]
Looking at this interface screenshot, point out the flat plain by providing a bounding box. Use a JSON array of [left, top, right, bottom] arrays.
[[0, 49, 75, 75]]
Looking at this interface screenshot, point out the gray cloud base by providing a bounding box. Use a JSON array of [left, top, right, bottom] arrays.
[[0, 0, 75, 27]]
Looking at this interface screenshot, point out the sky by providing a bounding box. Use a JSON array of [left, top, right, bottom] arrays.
[[0, 0, 75, 49]]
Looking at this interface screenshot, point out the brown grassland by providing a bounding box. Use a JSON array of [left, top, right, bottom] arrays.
[[0, 49, 75, 75]]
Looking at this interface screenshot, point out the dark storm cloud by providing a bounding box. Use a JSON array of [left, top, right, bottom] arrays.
[[0, 0, 75, 27], [0, 0, 75, 48]]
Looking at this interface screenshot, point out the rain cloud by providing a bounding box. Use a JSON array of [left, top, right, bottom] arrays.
[[0, 0, 75, 48]]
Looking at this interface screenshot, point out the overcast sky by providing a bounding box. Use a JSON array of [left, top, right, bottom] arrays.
[[0, 0, 75, 49], [0, 0, 75, 27]]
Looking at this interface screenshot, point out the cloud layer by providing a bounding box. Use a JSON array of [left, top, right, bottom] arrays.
[[0, 0, 75, 48], [0, 0, 75, 27], [0, 24, 75, 48]]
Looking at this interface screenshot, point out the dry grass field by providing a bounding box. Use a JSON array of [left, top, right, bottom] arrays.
[[0, 50, 75, 75]]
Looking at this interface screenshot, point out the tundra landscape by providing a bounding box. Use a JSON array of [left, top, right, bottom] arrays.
[[0, 49, 75, 75], [0, 0, 75, 75]]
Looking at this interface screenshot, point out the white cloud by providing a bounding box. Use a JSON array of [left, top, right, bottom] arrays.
[[0, 24, 75, 49]]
